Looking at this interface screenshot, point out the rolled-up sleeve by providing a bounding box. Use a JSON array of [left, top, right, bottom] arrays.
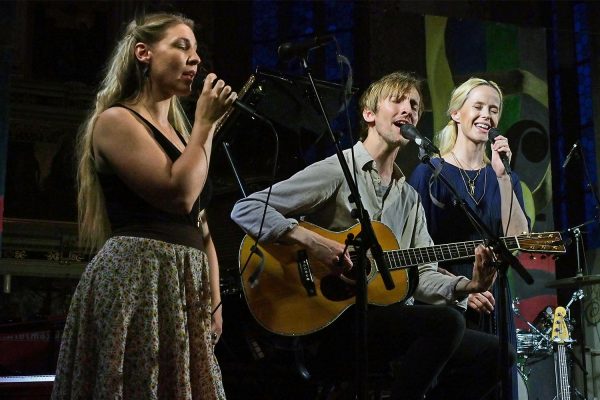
[[416, 266, 469, 306], [230, 189, 299, 243], [231, 155, 343, 243]]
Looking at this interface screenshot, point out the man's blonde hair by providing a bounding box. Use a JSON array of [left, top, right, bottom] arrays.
[[358, 71, 424, 140]]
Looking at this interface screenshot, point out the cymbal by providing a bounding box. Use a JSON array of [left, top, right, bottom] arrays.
[[545, 275, 600, 289]]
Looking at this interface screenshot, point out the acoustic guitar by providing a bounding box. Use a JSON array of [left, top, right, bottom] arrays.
[[238, 221, 565, 336]]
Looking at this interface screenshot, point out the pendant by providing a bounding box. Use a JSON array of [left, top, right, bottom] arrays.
[[468, 181, 475, 196]]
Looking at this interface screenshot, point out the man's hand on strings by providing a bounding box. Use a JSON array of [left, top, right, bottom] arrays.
[[468, 245, 497, 292], [284, 225, 352, 274]]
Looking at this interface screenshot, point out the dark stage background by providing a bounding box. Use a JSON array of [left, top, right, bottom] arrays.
[[1, 1, 600, 399]]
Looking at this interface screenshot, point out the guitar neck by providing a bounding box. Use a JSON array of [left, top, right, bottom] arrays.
[[555, 344, 571, 400], [552, 306, 571, 400], [384, 237, 519, 268]]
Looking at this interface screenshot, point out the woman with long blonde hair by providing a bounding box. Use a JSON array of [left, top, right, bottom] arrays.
[[52, 12, 236, 399], [409, 77, 528, 332]]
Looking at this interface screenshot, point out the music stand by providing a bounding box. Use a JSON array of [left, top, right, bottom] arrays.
[[215, 67, 354, 141], [212, 67, 356, 190]]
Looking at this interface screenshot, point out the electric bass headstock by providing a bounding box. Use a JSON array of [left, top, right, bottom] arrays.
[[551, 306, 571, 344]]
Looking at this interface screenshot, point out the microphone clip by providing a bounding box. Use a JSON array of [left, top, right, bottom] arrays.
[[278, 35, 336, 62], [398, 123, 440, 155], [562, 140, 580, 169]]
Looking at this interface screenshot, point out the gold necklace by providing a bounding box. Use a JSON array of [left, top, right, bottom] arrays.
[[450, 152, 487, 204]]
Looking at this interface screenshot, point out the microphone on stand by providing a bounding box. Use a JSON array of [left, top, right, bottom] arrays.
[[488, 128, 512, 175], [562, 140, 579, 169], [397, 123, 440, 155], [278, 34, 336, 61], [232, 100, 270, 124]]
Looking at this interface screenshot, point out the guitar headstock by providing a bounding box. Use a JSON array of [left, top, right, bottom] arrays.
[[512, 232, 566, 254], [551, 306, 570, 344]]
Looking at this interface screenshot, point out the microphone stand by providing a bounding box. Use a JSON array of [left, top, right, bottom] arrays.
[[565, 141, 600, 400], [296, 54, 395, 400], [565, 218, 599, 400], [416, 147, 533, 400], [222, 141, 248, 198]]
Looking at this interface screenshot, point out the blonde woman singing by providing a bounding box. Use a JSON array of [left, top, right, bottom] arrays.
[[409, 77, 529, 332], [52, 12, 236, 399]]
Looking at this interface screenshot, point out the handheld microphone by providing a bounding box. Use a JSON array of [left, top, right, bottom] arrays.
[[562, 140, 579, 169], [398, 123, 439, 154], [278, 34, 335, 61], [488, 128, 512, 175], [193, 70, 270, 125]]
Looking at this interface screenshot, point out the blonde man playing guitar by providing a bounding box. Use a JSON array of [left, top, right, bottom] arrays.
[[231, 71, 512, 400]]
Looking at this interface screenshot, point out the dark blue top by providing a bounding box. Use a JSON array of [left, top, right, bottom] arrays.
[[410, 157, 526, 398], [408, 158, 528, 279]]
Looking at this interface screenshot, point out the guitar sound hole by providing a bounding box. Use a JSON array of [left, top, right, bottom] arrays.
[[320, 275, 356, 301], [347, 253, 373, 278]]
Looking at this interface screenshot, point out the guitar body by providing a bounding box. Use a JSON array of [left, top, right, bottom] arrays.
[[238, 220, 565, 336], [238, 221, 416, 336]]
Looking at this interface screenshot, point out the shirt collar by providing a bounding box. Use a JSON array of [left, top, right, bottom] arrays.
[[353, 141, 406, 183]]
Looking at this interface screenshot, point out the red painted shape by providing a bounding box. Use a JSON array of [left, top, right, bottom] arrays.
[[514, 294, 557, 331], [518, 252, 557, 274]]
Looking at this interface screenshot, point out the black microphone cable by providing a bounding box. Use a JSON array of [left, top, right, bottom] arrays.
[[197, 68, 282, 400], [212, 120, 280, 314], [197, 66, 281, 316], [237, 118, 280, 283]]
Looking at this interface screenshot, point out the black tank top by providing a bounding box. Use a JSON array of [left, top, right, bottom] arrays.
[[98, 104, 206, 250]]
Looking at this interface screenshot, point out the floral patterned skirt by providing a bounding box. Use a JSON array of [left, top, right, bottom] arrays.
[[52, 236, 226, 399]]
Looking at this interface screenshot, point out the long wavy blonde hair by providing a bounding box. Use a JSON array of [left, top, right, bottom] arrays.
[[77, 12, 194, 251], [435, 77, 503, 161]]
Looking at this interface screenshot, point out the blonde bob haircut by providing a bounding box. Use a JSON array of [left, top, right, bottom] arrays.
[[358, 71, 424, 141], [436, 77, 503, 161], [77, 12, 194, 251]]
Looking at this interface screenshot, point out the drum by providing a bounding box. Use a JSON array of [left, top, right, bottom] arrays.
[[517, 368, 529, 400], [517, 355, 556, 400], [516, 329, 552, 356]]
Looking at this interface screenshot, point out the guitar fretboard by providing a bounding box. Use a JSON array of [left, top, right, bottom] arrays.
[[383, 237, 519, 268]]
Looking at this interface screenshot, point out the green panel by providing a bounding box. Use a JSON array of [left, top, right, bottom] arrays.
[[498, 95, 521, 133], [425, 15, 455, 134], [486, 24, 519, 72]]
